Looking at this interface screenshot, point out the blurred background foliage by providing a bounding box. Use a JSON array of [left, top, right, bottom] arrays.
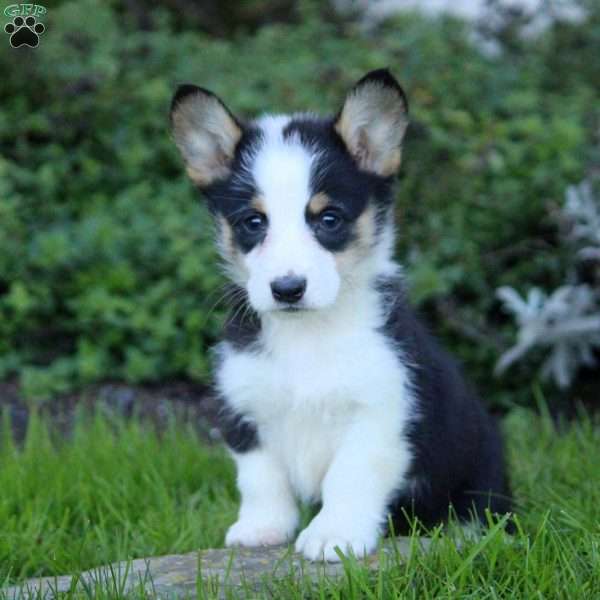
[[0, 0, 598, 408]]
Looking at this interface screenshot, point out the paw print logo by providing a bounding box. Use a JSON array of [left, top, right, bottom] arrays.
[[4, 15, 45, 48]]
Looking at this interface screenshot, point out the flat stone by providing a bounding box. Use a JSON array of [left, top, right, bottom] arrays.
[[3, 537, 431, 599]]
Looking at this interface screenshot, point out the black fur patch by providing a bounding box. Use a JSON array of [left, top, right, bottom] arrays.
[[222, 285, 262, 350], [376, 276, 512, 532], [212, 287, 261, 453], [217, 403, 260, 453]]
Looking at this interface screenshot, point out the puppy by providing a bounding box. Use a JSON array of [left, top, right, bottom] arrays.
[[170, 69, 511, 562]]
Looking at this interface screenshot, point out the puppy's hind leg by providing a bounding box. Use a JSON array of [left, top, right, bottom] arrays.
[[452, 424, 513, 532]]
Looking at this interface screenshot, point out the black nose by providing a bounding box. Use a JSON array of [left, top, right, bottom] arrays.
[[270, 275, 307, 304]]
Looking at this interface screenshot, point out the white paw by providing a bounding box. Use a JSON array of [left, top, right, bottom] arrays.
[[295, 513, 378, 562], [225, 515, 297, 547]]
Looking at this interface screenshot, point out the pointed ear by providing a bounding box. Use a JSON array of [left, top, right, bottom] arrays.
[[334, 69, 409, 177], [170, 84, 243, 187]]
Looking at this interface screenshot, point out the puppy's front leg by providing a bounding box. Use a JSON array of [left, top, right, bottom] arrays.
[[295, 411, 410, 562], [226, 449, 299, 547]]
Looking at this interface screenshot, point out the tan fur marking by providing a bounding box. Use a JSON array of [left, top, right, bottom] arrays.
[[378, 149, 402, 177], [355, 204, 377, 244], [334, 205, 377, 272], [216, 215, 248, 285], [307, 192, 331, 215], [251, 196, 266, 213], [217, 215, 235, 258]]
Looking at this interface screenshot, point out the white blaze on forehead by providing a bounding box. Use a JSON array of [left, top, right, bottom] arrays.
[[244, 114, 340, 312], [252, 115, 317, 223]]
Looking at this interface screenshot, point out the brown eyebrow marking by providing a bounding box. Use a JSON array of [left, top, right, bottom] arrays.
[[250, 195, 266, 213], [307, 192, 330, 215]]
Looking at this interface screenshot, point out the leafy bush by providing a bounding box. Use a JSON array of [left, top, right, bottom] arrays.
[[0, 0, 598, 406]]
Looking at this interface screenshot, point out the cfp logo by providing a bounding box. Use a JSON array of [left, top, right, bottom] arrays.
[[4, 4, 47, 47]]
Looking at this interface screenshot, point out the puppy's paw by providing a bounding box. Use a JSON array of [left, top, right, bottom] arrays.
[[295, 513, 378, 562], [225, 513, 297, 547]]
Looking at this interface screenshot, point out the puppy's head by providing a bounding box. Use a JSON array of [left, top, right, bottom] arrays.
[[170, 69, 408, 314]]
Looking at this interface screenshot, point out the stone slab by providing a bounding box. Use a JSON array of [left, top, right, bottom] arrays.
[[3, 537, 431, 599]]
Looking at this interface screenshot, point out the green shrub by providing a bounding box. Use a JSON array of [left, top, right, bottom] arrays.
[[0, 0, 598, 406]]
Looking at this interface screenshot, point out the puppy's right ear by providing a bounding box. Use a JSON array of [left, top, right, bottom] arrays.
[[170, 85, 243, 187]]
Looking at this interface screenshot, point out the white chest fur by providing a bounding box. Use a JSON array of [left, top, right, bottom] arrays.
[[215, 298, 414, 502]]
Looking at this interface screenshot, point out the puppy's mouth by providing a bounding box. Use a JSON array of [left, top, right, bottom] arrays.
[[280, 305, 306, 313], [273, 303, 313, 314]]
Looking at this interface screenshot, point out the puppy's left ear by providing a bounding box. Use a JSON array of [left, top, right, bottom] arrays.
[[335, 69, 408, 177]]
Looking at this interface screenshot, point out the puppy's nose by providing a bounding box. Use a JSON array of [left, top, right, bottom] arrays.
[[270, 275, 307, 304]]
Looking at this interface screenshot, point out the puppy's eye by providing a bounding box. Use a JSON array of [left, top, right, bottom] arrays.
[[319, 210, 343, 231], [241, 213, 267, 234]]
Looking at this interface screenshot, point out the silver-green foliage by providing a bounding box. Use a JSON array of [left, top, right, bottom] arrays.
[[497, 180, 600, 388]]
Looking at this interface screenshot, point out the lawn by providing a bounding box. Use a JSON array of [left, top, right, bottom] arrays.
[[1, 404, 599, 599]]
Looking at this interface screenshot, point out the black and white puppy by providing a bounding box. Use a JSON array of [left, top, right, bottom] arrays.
[[170, 69, 511, 562]]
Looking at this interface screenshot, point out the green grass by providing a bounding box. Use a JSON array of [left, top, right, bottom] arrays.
[[0, 412, 236, 581], [1, 406, 599, 598]]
